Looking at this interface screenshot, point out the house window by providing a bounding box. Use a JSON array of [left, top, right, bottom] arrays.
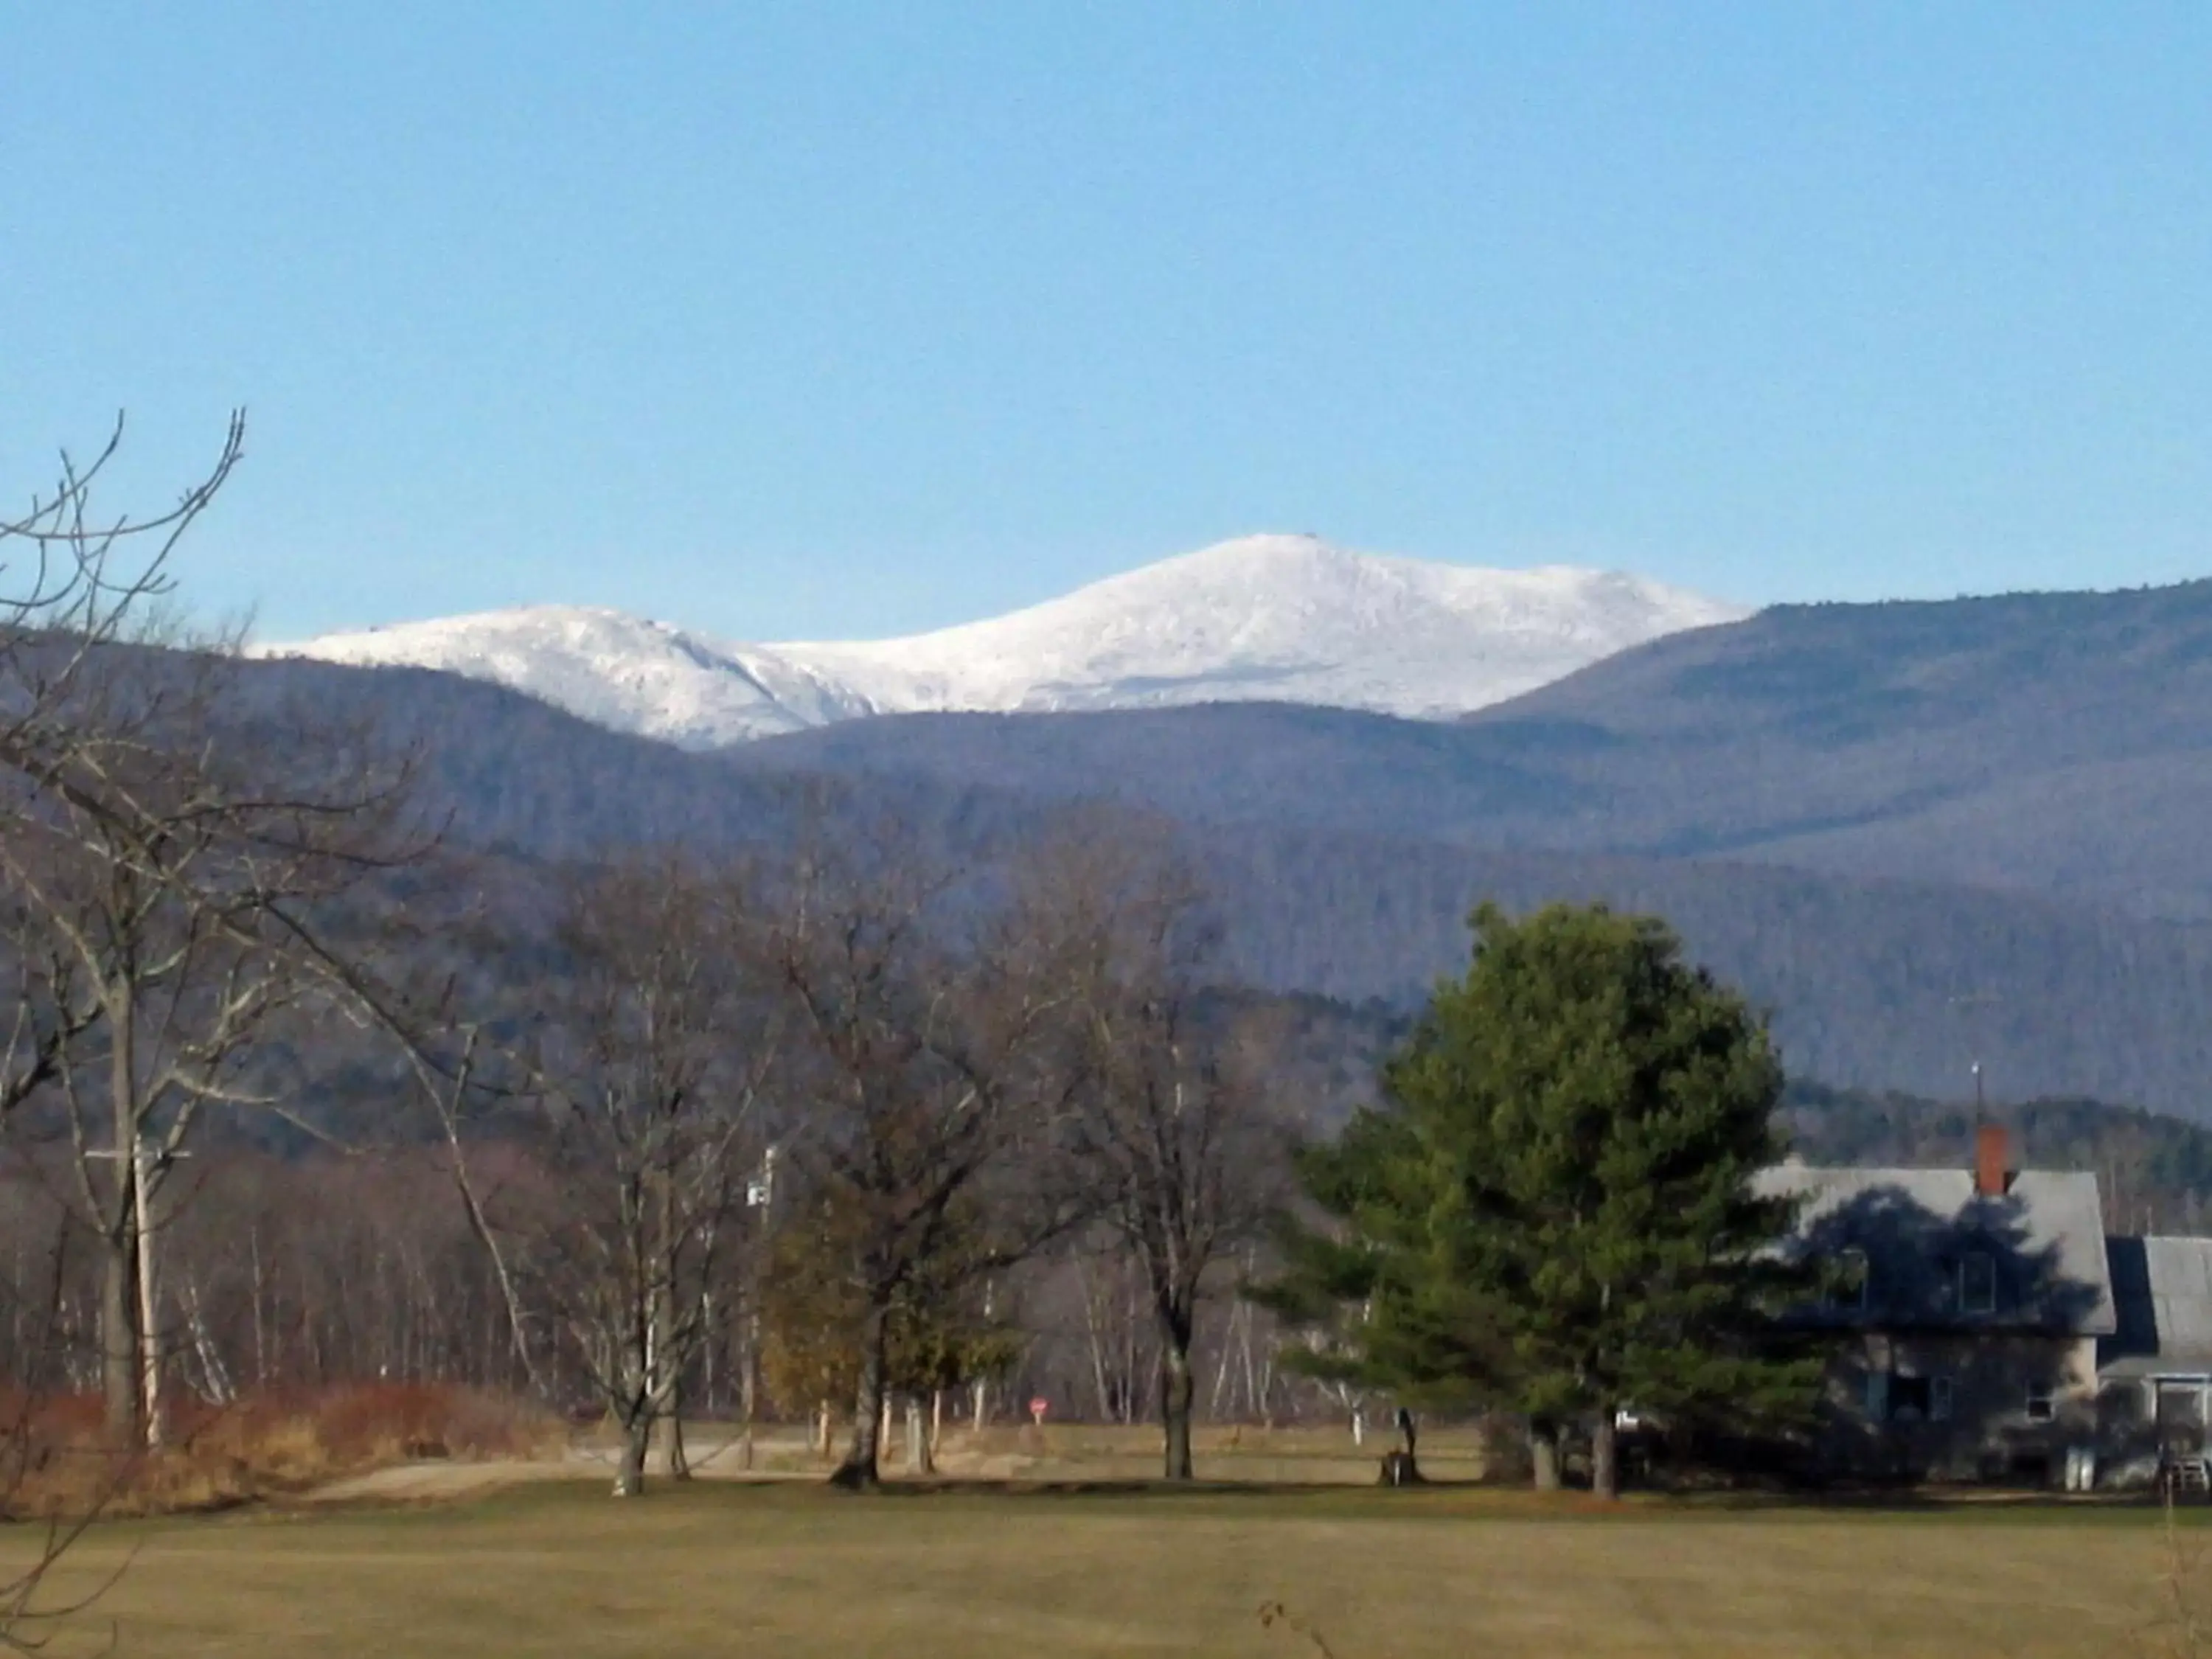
[[1871, 1372, 1953, 1424], [1961, 1253, 1997, 1315], [1826, 1247, 1869, 1312], [2026, 1386, 2056, 1422]]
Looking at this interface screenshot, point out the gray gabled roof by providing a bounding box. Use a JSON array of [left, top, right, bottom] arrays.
[[1753, 1164, 2115, 1337], [2103, 1236, 2212, 1371]]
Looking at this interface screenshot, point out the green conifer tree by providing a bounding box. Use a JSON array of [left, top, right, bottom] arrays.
[[1260, 902, 1819, 1497]]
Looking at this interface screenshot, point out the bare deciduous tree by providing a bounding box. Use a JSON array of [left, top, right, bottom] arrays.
[[448, 852, 776, 1496], [0, 414, 428, 1445], [0, 411, 254, 1636], [0, 412, 243, 780], [0, 652, 426, 1444], [1044, 823, 1287, 1480], [759, 835, 1085, 1490]]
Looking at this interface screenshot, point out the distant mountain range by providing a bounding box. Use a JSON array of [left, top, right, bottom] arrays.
[[734, 580, 2212, 924], [260, 535, 1743, 746], [235, 563, 2212, 1119]]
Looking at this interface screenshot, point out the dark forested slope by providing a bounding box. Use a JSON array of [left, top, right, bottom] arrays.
[[227, 652, 2212, 1117], [1466, 581, 2212, 917]]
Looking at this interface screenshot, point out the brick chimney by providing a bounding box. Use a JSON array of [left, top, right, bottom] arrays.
[[1974, 1122, 2011, 1197]]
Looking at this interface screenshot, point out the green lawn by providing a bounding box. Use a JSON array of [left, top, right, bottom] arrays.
[[5, 1480, 2205, 1658]]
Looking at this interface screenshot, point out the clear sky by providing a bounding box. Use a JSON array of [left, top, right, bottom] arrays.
[[7, 4, 2208, 642]]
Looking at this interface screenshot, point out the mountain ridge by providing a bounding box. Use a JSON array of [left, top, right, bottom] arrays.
[[731, 573, 2212, 922], [257, 534, 1743, 747]]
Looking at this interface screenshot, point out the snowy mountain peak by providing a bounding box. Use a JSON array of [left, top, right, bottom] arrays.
[[248, 604, 874, 745], [262, 537, 1747, 748]]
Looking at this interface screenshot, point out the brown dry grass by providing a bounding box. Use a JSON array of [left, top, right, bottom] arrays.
[[0, 1384, 563, 1518], [0, 1480, 2201, 1657]]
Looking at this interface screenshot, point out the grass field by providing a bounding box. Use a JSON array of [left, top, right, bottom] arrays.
[[6, 1474, 2209, 1658]]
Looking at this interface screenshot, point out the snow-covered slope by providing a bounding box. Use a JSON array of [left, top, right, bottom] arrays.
[[264, 535, 1747, 748], [259, 605, 879, 745]]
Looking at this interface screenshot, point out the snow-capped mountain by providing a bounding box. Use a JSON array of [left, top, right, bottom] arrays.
[[262, 535, 1746, 748], [257, 604, 878, 746]]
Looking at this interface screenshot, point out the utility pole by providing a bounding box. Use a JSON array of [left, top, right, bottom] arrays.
[[89, 1137, 183, 1450], [134, 1138, 160, 1447], [740, 1144, 776, 1472]]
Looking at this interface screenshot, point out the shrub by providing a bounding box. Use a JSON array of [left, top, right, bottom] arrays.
[[0, 1384, 563, 1518]]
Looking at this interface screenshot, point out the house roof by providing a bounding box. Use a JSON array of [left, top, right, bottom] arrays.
[[2102, 1236, 2212, 1372], [1753, 1164, 2115, 1337]]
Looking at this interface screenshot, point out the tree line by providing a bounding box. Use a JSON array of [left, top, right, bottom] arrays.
[[0, 427, 1316, 1498], [362, 827, 1303, 1494], [0, 419, 1978, 1518]]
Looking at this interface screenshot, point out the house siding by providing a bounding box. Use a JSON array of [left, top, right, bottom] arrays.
[[1814, 1331, 2098, 1481]]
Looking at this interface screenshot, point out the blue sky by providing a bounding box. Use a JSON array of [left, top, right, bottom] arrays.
[[7, 4, 2208, 642]]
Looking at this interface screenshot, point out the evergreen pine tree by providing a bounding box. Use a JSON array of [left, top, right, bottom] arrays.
[[1260, 902, 1819, 1497]]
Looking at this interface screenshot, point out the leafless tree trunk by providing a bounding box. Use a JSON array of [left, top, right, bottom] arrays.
[[1591, 1413, 1620, 1500], [1039, 819, 1285, 1481], [1531, 1419, 1562, 1492], [616, 1413, 653, 1499], [97, 1217, 135, 1441], [832, 1304, 890, 1489]]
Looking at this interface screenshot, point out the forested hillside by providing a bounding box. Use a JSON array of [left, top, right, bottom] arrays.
[[1237, 992, 2212, 1237], [1471, 581, 2212, 919], [1193, 994, 2212, 1234], [1206, 830, 2212, 1113], [226, 653, 2212, 1116]]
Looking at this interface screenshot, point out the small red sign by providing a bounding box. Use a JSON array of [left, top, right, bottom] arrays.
[[1028, 1396, 1049, 1424]]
